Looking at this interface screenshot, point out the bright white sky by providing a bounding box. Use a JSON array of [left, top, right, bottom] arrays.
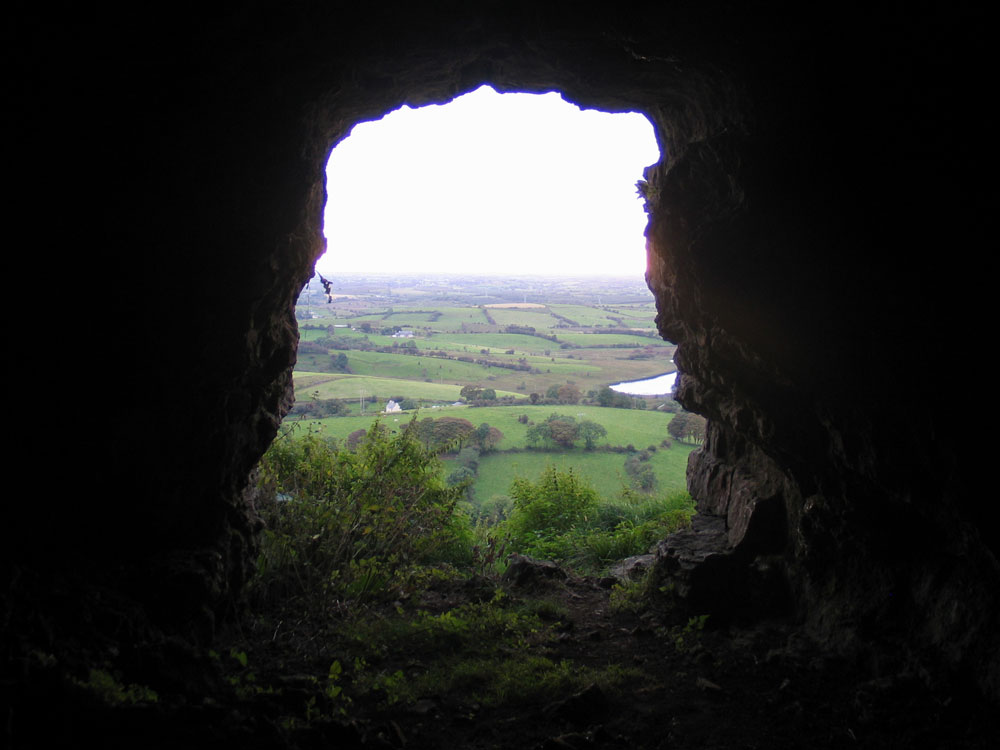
[[318, 85, 659, 277]]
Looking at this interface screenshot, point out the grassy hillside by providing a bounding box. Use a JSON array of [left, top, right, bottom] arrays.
[[286, 403, 694, 503], [469, 444, 693, 502], [292, 404, 674, 449], [287, 277, 691, 504]]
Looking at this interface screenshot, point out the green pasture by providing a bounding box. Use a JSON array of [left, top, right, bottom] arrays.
[[282, 410, 421, 437], [604, 306, 658, 329], [488, 308, 560, 330], [296, 342, 672, 400], [555, 332, 669, 347], [547, 304, 633, 327], [334, 350, 495, 381], [294, 374, 463, 402], [430, 307, 493, 330], [295, 403, 677, 451], [467, 444, 694, 503], [298, 327, 333, 341], [380, 312, 439, 326], [285, 402, 693, 505], [424, 332, 555, 353], [340, 311, 394, 324]]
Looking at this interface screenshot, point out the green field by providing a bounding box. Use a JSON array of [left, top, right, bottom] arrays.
[[546, 304, 628, 327], [554, 332, 668, 347], [286, 402, 692, 503], [488, 307, 561, 329], [293, 404, 673, 448], [422, 332, 554, 353], [469, 445, 693, 502], [295, 374, 463, 402], [289, 276, 691, 504], [432, 307, 493, 330]]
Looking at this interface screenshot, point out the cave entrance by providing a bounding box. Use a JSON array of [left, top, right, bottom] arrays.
[[273, 84, 690, 585], [251, 86, 696, 713], [293, 84, 678, 481]]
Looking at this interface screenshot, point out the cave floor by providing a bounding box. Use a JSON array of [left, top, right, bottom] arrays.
[[11, 563, 996, 749], [204, 568, 996, 750]]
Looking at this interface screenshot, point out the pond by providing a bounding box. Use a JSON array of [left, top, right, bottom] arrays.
[[609, 370, 677, 396]]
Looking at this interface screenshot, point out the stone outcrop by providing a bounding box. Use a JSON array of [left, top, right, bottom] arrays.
[[7, 0, 997, 715]]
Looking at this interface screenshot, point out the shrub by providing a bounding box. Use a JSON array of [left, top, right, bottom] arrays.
[[251, 422, 472, 604], [504, 466, 600, 558]]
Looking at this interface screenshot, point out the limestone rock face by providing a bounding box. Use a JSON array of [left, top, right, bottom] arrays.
[[8, 1, 998, 703]]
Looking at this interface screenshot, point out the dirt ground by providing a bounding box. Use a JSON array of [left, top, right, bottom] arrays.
[[210, 566, 998, 750], [9, 561, 996, 750]]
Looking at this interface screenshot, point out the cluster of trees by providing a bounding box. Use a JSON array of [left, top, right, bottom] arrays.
[[453, 356, 533, 373], [344, 417, 504, 456], [355, 322, 408, 336], [667, 411, 708, 443], [502, 324, 559, 342], [288, 397, 350, 418], [595, 385, 650, 410], [460, 384, 497, 402], [404, 417, 504, 453], [525, 383, 582, 405], [548, 383, 581, 404], [525, 413, 608, 450]]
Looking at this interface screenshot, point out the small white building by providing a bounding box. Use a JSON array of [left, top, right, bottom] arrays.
[[384, 400, 402, 413]]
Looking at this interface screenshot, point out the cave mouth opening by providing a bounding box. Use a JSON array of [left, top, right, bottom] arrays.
[[261, 85, 686, 635], [317, 84, 662, 279], [287, 83, 678, 534]]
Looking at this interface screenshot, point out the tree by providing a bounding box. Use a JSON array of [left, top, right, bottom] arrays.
[[523, 413, 606, 450], [667, 412, 689, 442], [577, 419, 607, 450], [430, 417, 476, 450], [546, 417, 579, 447], [407, 417, 438, 449], [687, 413, 707, 442], [667, 411, 708, 443], [525, 422, 547, 447], [526, 415, 577, 448], [556, 384, 581, 404], [460, 384, 484, 401], [473, 422, 503, 452]]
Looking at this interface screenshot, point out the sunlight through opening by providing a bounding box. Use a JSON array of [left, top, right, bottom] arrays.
[[319, 85, 660, 278]]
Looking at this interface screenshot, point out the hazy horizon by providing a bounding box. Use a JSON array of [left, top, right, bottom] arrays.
[[310, 269, 650, 280], [318, 86, 659, 278]]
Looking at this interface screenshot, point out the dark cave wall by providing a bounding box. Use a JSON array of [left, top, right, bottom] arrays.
[[639, 6, 999, 696], [8, 1, 997, 699]]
